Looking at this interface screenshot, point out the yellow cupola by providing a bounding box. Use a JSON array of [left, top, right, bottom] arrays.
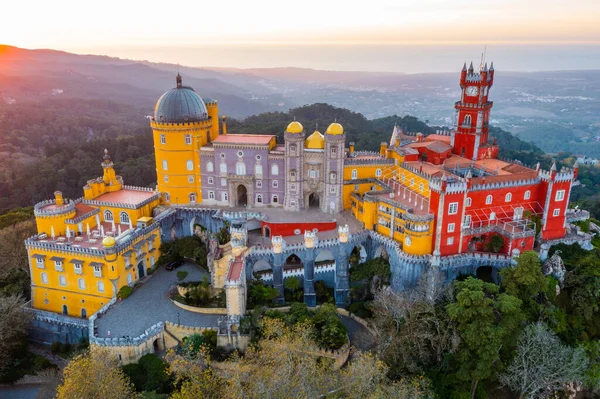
[[305, 130, 325, 149], [326, 122, 344, 135], [102, 236, 116, 248], [286, 121, 304, 134]]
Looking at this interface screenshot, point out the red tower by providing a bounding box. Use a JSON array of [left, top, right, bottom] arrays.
[[451, 61, 498, 160]]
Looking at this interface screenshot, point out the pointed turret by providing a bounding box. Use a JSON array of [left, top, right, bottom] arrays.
[[176, 72, 182, 88], [462, 62, 467, 71], [390, 123, 399, 147], [551, 162, 557, 171], [468, 61, 474, 73], [483, 62, 488, 72], [489, 62, 494, 71]]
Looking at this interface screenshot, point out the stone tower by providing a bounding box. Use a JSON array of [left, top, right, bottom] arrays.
[[283, 121, 305, 212], [323, 122, 345, 214]]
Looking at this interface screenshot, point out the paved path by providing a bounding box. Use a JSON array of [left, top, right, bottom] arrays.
[[340, 315, 376, 352], [95, 263, 221, 338]]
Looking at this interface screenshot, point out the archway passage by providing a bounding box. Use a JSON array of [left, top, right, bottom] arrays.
[[237, 185, 248, 207], [285, 254, 302, 269], [137, 261, 145, 279], [264, 226, 271, 238], [476, 266, 495, 283], [308, 193, 320, 209]]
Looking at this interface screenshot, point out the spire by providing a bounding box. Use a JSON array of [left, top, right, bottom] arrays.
[[462, 62, 467, 71], [551, 162, 557, 171], [573, 159, 579, 169], [465, 170, 472, 179], [468, 61, 474, 72], [489, 61, 494, 71], [390, 124, 399, 147], [103, 148, 110, 162], [483, 62, 488, 72], [176, 73, 182, 88]]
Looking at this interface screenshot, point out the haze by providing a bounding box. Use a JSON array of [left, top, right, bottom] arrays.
[[2, 0, 599, 72]]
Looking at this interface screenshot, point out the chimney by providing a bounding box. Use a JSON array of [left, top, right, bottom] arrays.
[[54, 191, 64, 205], [380, 142, 388, 157], [222, 116, 227, 135], [349, 142, 355, 157], [416, 133, 424, 143]]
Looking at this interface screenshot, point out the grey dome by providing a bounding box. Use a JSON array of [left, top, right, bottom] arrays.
[[154, 74, 208, 123]]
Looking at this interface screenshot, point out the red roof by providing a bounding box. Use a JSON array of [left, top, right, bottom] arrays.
[[72, 202, 96, 219], [213, 134, 274, 145], [425, 134, 451, 144], [227, 256, 243, 281], [93, 189, 156, 206]]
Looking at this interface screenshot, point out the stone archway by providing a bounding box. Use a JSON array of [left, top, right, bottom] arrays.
[[475, 266, 495, 283], [236, 185, 248, 207], [308, 193, 320, 209], [350, 244, 368, 266], [137, 260, 145, 279], [285, 254, 303, 270], [374, 245, 389, 260], [264, 226, 271, 238]]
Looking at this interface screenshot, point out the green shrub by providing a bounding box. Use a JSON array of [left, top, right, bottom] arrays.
[[176, 271, 188, 281], [139, 354, 170, 392], [122, 363, 146, 392], [59, 343, 71, 353], [118, 285, 133, 299], [287, 302, 310, 324], [50, 342, 61, 354]]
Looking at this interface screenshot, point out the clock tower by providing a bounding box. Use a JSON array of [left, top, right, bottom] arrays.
[[451, 61, 498, 160]]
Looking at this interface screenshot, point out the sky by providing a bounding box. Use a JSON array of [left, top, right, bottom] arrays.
[[2, 0, 599, 72]]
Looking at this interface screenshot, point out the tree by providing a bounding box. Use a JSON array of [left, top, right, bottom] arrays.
[[500, 251, 550, 319], [0, 220, 36, 278], [565, 254, 600, 322], [56, 348, 139, 399], [446, 277, 524, 399], [500, 322, 588, 399], [485, 233, 505, 253], [0, 294, 32, 371]]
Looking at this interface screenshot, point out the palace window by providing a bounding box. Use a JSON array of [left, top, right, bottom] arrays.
[[206, 161, 214, 172], [309, 170, 316, 178], [256, 194, 263, 204], [290, 183, 296, 191], [271, 164, 279, 176], [93, 266, 102, 278], [236, 162, 246, 175], [97, 281, 105, 293], [162, 160, 168, 170], [553, 208, 560, 217], [485, 195, 493, 205], [376, 169, 382, 177], [447, 237, 454, 245], [351, 169, 357, 179], [463, 215, 472, 228], [447, 223, 455, 233], [164, 193, 170, 202], [555, 190, 565, 201], [104, 210, 113, 222], [419, 183, 424, 192], [330, 172, 336, 183], [160, 134, 166, 144], [463, 115, 472, 126], [256, 180, 263, 188], [272, 180, 279, 188], [330, 186, 336, 194], [272, 195, 279, 204], [54, 260, 63, 272], [222, 192, 228, 202], [410, 178, 415, 187], [188, 175, 194, 184], [208, 177, 214, 184], [524, 190, 531, 200], [184, 134, 192, 145], [41, 272, 48, 284], [290, 169, 296, 178], [127, 274, 132, 284], [448, 202, 459, 215], [221, 178, 227, 186], [220, 162, 227, 174], [189, 193, 196, 203], [505, 192, 512, 202], [466, 197, 472, 207], [164, 175, 169, 183], [120, 212, 130, 224], [35, 258, 44, 269], [331, 146, 337, 155], [59, 275, 66, 286], [186, 160, 194, 171], [208, 191, 215, 200], [255, 164, 263, 176], [290, 145, 296, 152], [74, 262, 82, 274], [78, 278, 85, 290], [220, 153, 226, 159]]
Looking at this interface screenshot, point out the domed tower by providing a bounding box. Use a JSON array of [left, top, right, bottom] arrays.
[[151, 73, 219, 206], [283, 121, 305, 212], [323, 122, 345, 214]]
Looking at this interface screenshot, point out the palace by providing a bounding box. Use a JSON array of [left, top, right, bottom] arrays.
[[26, 62, 592, 348]]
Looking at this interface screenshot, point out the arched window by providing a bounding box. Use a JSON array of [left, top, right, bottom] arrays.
[[410, 178, 415, 186], [186, 160, 193, 171], [220, 162, 227, 174], [206, 161, 214, 172], [41, 272, 48, 284], [189, 193, 196, 203], [505, 192, 512, 202], [162, 160, 168, 170], [376, 169, 382, 177], [164, 193, 170, 202], [127, 273, 132, 284], [256, 194, 263, 204], [330, 172, 336, 183], [524, 190, 531, 200], [78, 278, 85, 290], [463, 115, 472, 126], [59, 275, 66, 286], [119, 212, 129, 224], [271, 164, 279, 176], [486, 195, 493, 205], [466, 197, 472, 207], [401, 173, 406, 182], [272, 195, 279, 203], [351, 169, 357, 179], [208, 191, 215, 200], [236, 162, 246, 175], [222, 192, 228, 202], [255, 164, 263, 176], [104, 210, 113, 222], [419, 183, 424, 192], [97, 281, 105, 293]]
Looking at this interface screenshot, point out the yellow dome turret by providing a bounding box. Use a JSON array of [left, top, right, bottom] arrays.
[[326, 122, 344, 135], [102, 236, 116, 248], [286, 121, 304, 134], [305, 130, 325, 149]]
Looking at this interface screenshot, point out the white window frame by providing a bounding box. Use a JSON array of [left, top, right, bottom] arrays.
[[41, 272, 48, 284], [220, 163, 227, 174], [74, 262, 82, 274], [160, 134, 166, 145], [189, 193, 196, 203], [208, 191, 215, 200], [164, 175, 169, 183], [419, 183, 424, 192], [186, 160, 194, 171], [309, 170, 316, 178], [447, 237, 454, 245], [104, 210, 113, 221], [329, 186, 336, 194], [221, 178, 227, 186], [410, 178, 415, 187], [555, 190, 565, 201], [272, 180, 279, 188], [256, 194, 263, 203], [272, 195, 279, 203], [35, 258, 44, 269], [466, 197, 472, 207], [222, 192, 228, 202], [206, 161, 214, 172], [485, 195, 493, 205], [78, 278, 86, 290], [256, 180, 263, 188], [331, 146, 337, 155], [448, 202, 459, 215], [255, 164, 263, 176], [236, 162, 246, 176], [54, 260, 63, 272], [375, 169, 382, 177], [97, 281, 105, 293], [505, 192, 512, 202], [162, 160, 168, 171], [271, 164, 279, 176], [463, 215, 472, 228], [447, 223, 455, 233], [59, 275, 66, 286], [93, 266, 102, 278], [120, 212, 129, 224], [208, 177, 214, 184], [186, 175, 193, 184], [184, 134, 192, 145], [351, 169, 358, 179], [553, 208, 560, 217], [524, 190, 531, 200]]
